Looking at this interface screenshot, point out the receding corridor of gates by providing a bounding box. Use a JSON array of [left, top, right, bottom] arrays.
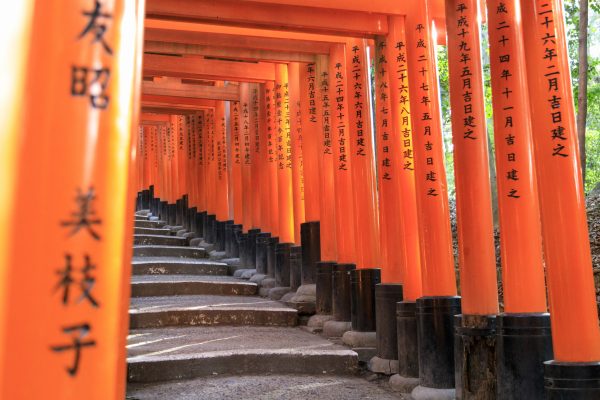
[[1, 1, 600, 399]]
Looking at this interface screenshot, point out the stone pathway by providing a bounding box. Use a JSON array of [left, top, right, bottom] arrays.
[[126, 211, 404, 399]]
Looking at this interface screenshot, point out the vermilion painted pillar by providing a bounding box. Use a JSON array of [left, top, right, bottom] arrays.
[[1, 0, 143, 398], [230, 102, 244, 226], [345, 38, 381, 270], [329, 45, 356, 264], [299, 63, 322, 223], [521, 0, 600, 393], [374, 37, 405, 284], [445, 1, 499, 397], [275, 64, 295, 244], [316, 55, 337, 263], [240, 83, 254, 233], [258, 85, 272, 233], [265, 81, 280, 238], [288, 62, 306, 244], [176, 115, 188, 203], [214, 101, 229, 222], [486, 1, 551, 398], [196, 112, 207, 214], [387, 16, 423, 301], [406, 2, 460, 394], [250, 85, 262, 230]]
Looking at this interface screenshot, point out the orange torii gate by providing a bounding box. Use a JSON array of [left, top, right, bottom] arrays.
[[2, 1, 600, 399]]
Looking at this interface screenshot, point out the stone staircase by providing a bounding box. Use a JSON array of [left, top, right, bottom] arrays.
[[126, 211, 403, 399]]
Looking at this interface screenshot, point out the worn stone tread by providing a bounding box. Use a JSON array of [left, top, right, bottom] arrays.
[[131, 275, 257, 297], [135, 220, 166, 229], [129, 295, 298, 329], [134, 227, 172, 236], [127, 374, 403, 399], [127, 326, 358, 382], [134, 235, 188, 246], [131, 257, 227, 276], [133, 246, 206, 259]]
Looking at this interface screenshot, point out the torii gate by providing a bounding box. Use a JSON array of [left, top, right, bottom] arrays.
[[1, 1, 598, 399]]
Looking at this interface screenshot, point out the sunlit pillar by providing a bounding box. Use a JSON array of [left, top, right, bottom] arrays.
[[230, 101, 244, 226], [288, 62, 306, 244], [265, 82, 280, 238]]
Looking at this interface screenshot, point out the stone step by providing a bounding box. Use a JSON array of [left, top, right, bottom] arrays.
[[133, 246, 207, 259], [127, 374, 400, 399], [132, 257, 228, 276], [135, 215, 150, 221], [134, 234, 188, 247], [129, 295, 298, 329], [135, 220, 166, 229], [134, 227, 172, 236], [126, 326, 358, 383], [131, 275, 257, 297]]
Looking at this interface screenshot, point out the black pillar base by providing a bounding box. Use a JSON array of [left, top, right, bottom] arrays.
[[316, 261, 336, 314], [246, 229, 261, 268], [376, 284, 404, 361], [397, 301, 419, 378], [189, 207, 197, 233], [454, 314, 497, 399], [196, 211, 206, 237], [266, 237, 279, 277], [350, 268, 381, 332], [160, 201, 168, 223], [231, 224, 242, 258], [275, 243, 293, 287], [238, 233, 248, 265], [255, 233, 271, 274], [417, 296, 462, 389], [300, 221, 321, 286], [496, 313, 552, 399], [205, 214, 216, 243], [332, 264, 356, 322], [289, 245, 303, 291], [168, 203, 177, 226], [544, 361, 600, 399], [175, 199, 182, 227], [223, 221, 234, 256], [215, 221, 226, 251]]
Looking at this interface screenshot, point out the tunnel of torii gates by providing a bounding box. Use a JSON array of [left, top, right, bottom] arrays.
[[1, 0, 600, 399]]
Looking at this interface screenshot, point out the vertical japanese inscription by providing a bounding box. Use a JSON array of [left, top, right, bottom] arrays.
[[377, 40, 392, 180], [334, 62, 348, 170]]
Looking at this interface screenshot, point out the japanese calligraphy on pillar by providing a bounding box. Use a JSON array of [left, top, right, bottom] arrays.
[[71, 0, 112, 109], [295, 95, 304, 198], [197, 113, 205, 167], [351, 45, 366, 157], [232, 102, 241, 165], [51, 0, 119, 375], [265, 87, 275, 164], [536, 1, 569, 158], [334, 62, 348, 170], [243, 100, 251, 166], [392, 40, 414, 172], [253, 88, 260, 155], [376, 39, 393, 180], [489, 1, 525, 199], [217, 108, 226, 180], [284, 82, 292, 169], [320, 69, 333, 155], [411, 22, 442, 197]]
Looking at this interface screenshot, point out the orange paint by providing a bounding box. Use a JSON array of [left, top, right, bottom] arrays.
[[386, 16, 423, 301], [197, 111, 208, 212], [214, 101, 230, 221], [486, 0, 547, 314], [445, 0, 498, 315], [250, 85, 262, 229], [240, 83, 254, 232], [205, 110, 217, 216], [521, 0, 600, 362], [275, 64, 295, 243], [315, 55, 339, 262], [328, 45, 356, 264], [405, 2, 457, 296], [345, 38, 380, 269], [258, 85, 272, 233], [288, 62, 306, 244], [230, 102, 244, 225], [176, 115, 189, 200], [374, 36, 404, 284], [265, 81, 280, 237], [2, 0, 142, 397], [299, 62, 322, 223]]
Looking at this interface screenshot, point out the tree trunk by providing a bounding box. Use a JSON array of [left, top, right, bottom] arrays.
[[578, 0, 589, 181]]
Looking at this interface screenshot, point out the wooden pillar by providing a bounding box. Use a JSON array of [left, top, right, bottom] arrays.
[[406, 5, 457, 297], [316, 55, 337, 262], [258, 84, 272, 233], [345, 38, 381, 269], [386, 16, 423, 300], [250, 85, 262, 229], [215, 101, 229, 222], [265, 82, 280, 238], [329, 45, 357, 264], [1, 0, 144, 397], [446, 0, 498, 315], [230, 102, 244, 225], [196, 112, 207, 213], [240, 83, 253, 232], [521, 0, 600, 363], [275, 64, 295, 244], [299, 62, 322, 224], [288, 62, 306, 244]]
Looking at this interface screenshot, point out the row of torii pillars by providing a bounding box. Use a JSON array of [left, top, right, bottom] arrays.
[[1, 0, 599, 399]]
